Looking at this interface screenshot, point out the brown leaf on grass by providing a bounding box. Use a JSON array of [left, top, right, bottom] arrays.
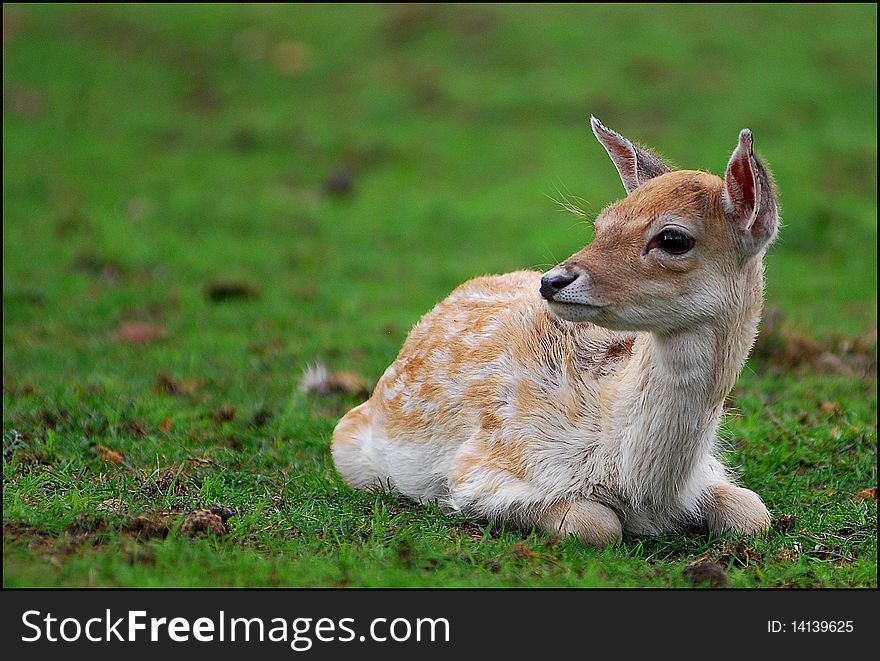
[[159, 416, 173, 431], [819, 401, 842, 415], [856, 486, 876, 500], [114, 321, 167, 344], [95, 444, 124, 464], [204, 279, 260, 302]]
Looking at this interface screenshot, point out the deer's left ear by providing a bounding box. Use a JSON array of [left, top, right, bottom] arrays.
[[590, 116, 673, 194], [723, 129, 779, 256]]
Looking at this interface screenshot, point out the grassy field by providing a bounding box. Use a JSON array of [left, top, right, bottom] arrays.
[[3, 4, 876, 587]]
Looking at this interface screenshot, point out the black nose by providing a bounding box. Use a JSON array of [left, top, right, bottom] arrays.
[[540, 271, 578, 300]]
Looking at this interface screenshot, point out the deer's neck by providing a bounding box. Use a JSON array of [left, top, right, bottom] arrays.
[[614, 264, 764, 514]]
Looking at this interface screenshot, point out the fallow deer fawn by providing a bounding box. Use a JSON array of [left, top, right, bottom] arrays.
[[331, 117, 777, 545]]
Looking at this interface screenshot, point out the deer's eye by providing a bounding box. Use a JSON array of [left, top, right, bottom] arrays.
[[656, 229, 694, 255]]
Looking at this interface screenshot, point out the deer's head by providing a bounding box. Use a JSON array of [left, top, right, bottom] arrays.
[[540, 117, 779, 334]]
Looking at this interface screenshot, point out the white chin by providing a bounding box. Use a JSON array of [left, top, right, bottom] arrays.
[[547, 301, 604, 323]]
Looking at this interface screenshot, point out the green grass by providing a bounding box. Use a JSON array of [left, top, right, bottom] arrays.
[[3, 3, 876, 587]]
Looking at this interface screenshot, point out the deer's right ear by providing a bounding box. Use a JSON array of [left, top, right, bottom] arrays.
[[590, 116, 672, 194], [723, 129, 779, 256]]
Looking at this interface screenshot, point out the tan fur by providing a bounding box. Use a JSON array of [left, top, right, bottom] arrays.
[[538, 500, 623, 546], [330, 121, 777, 545]]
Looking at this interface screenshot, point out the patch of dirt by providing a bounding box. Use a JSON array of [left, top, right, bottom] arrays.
[[773, 548, 799, 562], [3, 381, 37, 397], [323, 166, 355, 197], [120, 418, 148, 437], [4, 287, 45, 306], [394, 540, 417, 567], [188, 71, 223, 114], [318, 144, 396, 200], [155, 373, 204, 397], [181, 509, 228, 537], [384, 4, 445, 45], [209, 503, 235, 522], [96, 498, 124, 513], [38, 407, 73, 430], [3, 5, 24, 41], [5, 502, 233, 557], [249, 338, 284, 356], [271, 41, 311, 77], [124, 511, 178, 540], [716, 540, 765, 568], [3, 86, 46, 119], [204, 280, 260, 302], [66, 513, 112, 536], [73, 253, 126, 282], [213, 405, 236, 424], [751, 308, 876, 377], [5, 515, 115, 555], [384, 4, 495, 46], [122, 539, 156, 566], [683, 560, 730, 587], [251, 408, 273, 428], [772, 513, 797, 532], [4, 522, 57, 544], [229, 125, 260, 152], [455, 521, 503, 542], [504, 541, 537, 561], [133, 464, 191, 500]]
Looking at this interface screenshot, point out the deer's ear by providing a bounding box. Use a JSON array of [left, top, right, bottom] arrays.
[[723, 129, 779, 255], [723, 129, 758, 227], [590, 116, 672, 194]]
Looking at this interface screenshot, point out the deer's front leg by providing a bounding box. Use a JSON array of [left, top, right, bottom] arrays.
[[537, 500, 623, 547], [448, 435, 622, 547], [703, 483, 771, 535]]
